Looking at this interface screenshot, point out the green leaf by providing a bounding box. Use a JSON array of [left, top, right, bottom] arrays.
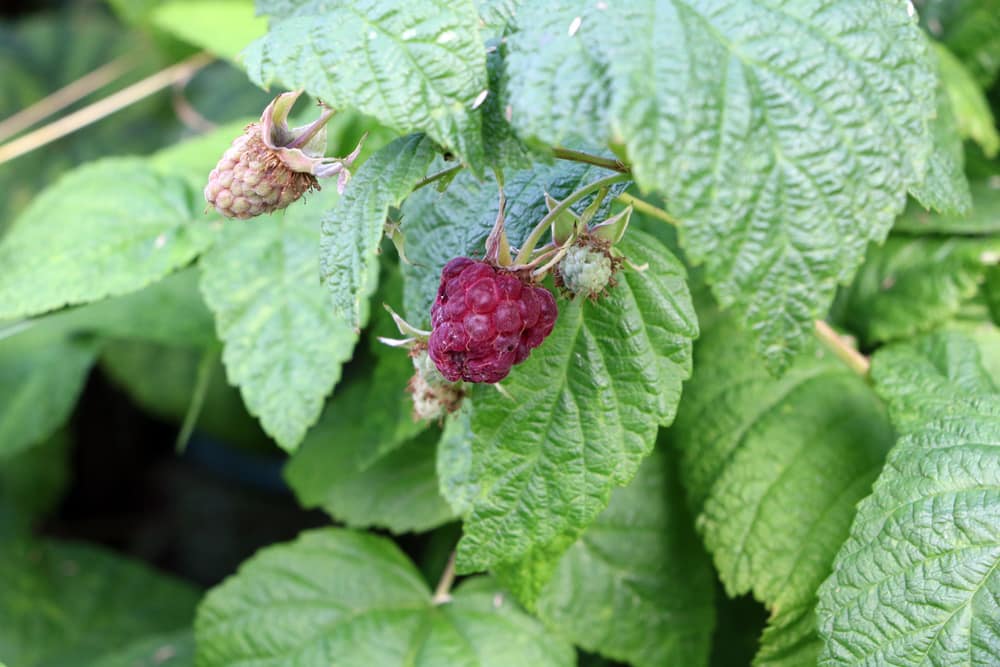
[[534, 446, 716, 667], [922, 0, 1000, 87], [152, 1, 266, 60], [320, 134, 436, 330], [453, 230, 697, 573], [401, 156, 628, 328], [835, 235, 1000, 345], [60, 268, 217, 347], [671, 315, 892, 610], [935, 43, 999, 157], [818, 331, 1000, 665], [753, 604, 820, 667], [150, 118, 253, 189], [908, 46, 972, 216], [895, 179, 1000, 234], [987, 265, 1000, 326], [505, 1, 936, 372], [0, 158, 216, 321], [89, 630, 194, 667], [199, 189, 357, 451], [195, 528, 575, 666], [0, 540, 199, 667], [0, 326, 98, 459], [244, 1, 487, 167], [0, 431, 71, 537], [284, 391, 450, 533]]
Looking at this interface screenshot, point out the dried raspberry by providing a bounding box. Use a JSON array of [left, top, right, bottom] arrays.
[[407, 349, 464, 421], [428, 258, 558, 383], [204, 91, 363, 220]]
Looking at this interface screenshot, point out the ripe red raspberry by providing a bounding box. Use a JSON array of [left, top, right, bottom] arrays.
[[428, 258, 558, 383]]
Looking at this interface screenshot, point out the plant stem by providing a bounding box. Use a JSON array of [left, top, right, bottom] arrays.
[[432, 551, 457, 605], [814, 320, 870, 377], [0, 52, 213, 166], [615, 192, 682, 226], [412, 163, 464, 192], [0, 54, 134, 143], [514, 172, 630, 265], [552, 146, 630, 173], [175, 346, 217, 453]]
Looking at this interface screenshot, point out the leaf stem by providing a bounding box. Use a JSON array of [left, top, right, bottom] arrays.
[[432, 551, 457, 605], [552, 146, 630, 173], [175, 346, 217, 453], [412, 163, 464, 192], [615, 192, 682, 227], [514, 172, 631, 265], [814, 320, 870, 377]]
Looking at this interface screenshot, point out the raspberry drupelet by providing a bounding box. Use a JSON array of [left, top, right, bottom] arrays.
[[428, 258, 557, 383]]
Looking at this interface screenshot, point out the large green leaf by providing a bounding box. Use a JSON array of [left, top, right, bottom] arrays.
[[89, 630, 194, 667], [895, 179, 1000, 234], [505, 0, 936, 372], [835, 235, 1000, 345], [0, 540, 199, 667], [245, 1, 486, 167], [401, 155, 628, 328], [199, 189, 357, 451], [670, 315, 893, 663], [284, 368, 449, 533], [0, 326, 98, 459], [195, 528, 574, 666], [320, 134, 436, 330], [452, 231, 697, 572], [817, 331, 1000, 665], [535, 446, 716, 667], [152, 0, 266, 60], [0, 158, 216, 321], [754, 603, 821, 667], [0, 431, 71, 537]]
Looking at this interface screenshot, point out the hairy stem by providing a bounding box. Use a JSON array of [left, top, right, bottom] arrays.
[[432, 551, 457, 605], [514, 172, 630, 265], [412, 163, 464, 192], [552, 146, 630, 173], [814, 320, 870, 377], [615, 192, 682, 226]]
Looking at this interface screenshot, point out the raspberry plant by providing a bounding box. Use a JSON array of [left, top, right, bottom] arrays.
[[1, 1, 999, 666]]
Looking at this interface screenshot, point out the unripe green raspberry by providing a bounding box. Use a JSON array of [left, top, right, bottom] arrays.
[[556, 240, 618, 299]]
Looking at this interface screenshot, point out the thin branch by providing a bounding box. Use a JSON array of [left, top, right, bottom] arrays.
[[0, 54, 134, 143], [412, 163, 464, 192], [175, 346, 218, 453], [814, 320, 870, 377], [552, 146, 630, 173], [432, 551, 457, 605], [0, 52, 214, 166], [514, 172, 630, 265], [615, 192, 682, 226]]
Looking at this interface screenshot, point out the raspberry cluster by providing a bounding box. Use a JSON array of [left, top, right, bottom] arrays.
[[204, 124, 318, 219], [429, 258, 557, 383]]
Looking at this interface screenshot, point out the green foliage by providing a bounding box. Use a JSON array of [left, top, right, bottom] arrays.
[[195, 528, 574, 666], [199, 189, 357, 451], [0, 540, 199, 666], [151, 1, 266, 60], [935, 43, 1000, 157], [0, 324, 98, 460], [504, 0, 936, 372], [671, 315, 893, 665], [245, 1, 488, 166], [894, 179, 1000, 234], [0, 159, 216, 321], [534, 447, 717, 667], [446, 231, 696, 573], [818, 331, 1000, 665], [835, 235, 1000, 345], [320, 134, 436, 329]]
